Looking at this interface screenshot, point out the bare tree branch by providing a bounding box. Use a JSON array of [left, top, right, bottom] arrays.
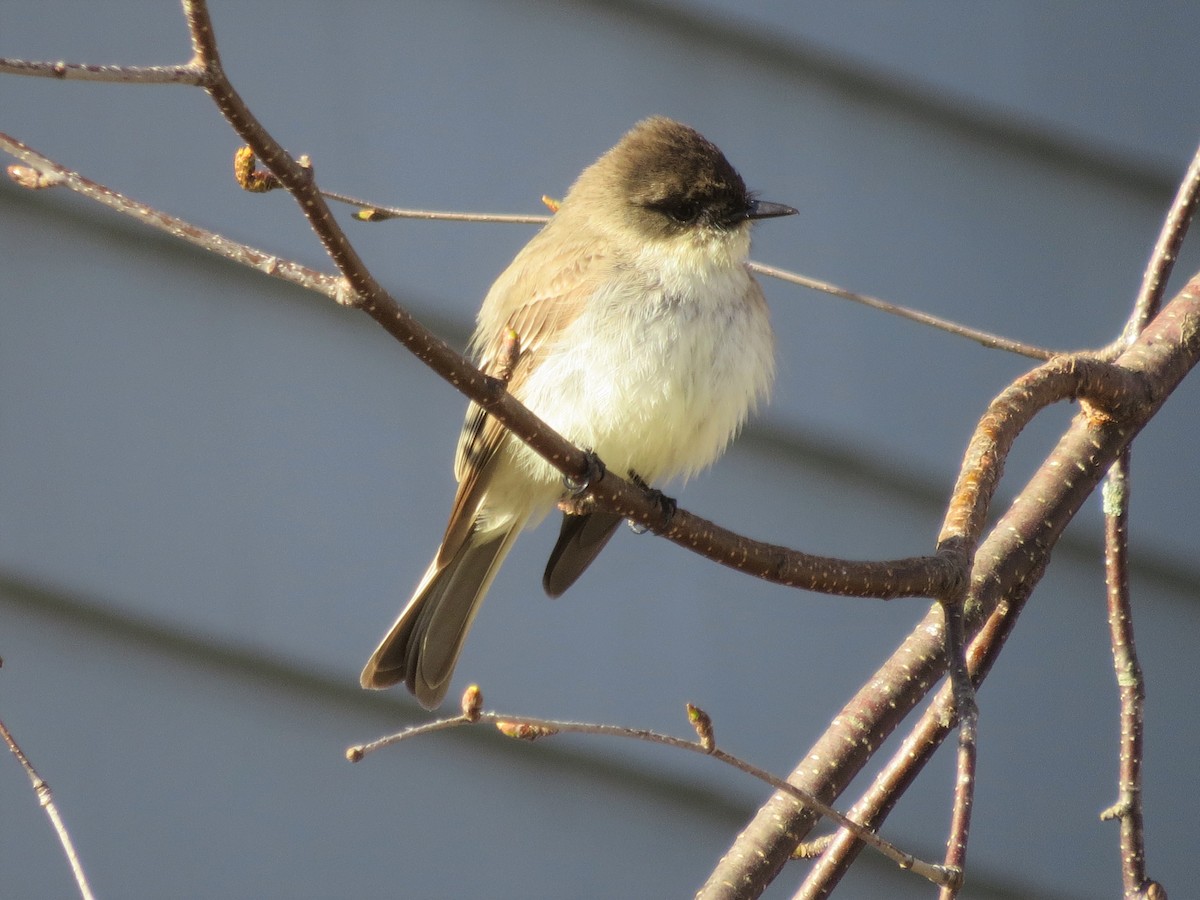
[[1089, 137, 1200, 899], [0, 57, 202, 84], [1, 715, 96, 900], [347, 686, 961, 892], [698, 270, 1200, 898], [1, 134, 348, 302], [1098, 453, 1163, 898], [748, 262, 1058, 360], [1120, 141, 1200, 346]]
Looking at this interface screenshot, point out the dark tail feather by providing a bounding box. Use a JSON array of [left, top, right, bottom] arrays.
[[361, 521, 523, 708], [542, 511, 623, 598]]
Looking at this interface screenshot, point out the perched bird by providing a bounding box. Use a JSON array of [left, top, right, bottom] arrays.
[[361, 116, 795, 707]]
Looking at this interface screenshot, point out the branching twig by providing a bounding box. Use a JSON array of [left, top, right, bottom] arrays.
[[181, 3, 978, 603], [0, 716, 96, 900], [1090, 138, 1200, 900], [699, 268, 1200, 899], [747, 262, 1057, 361], [347, 687, 960, 891], [923, 353, 1149, 870], [1098, 453, 1161, 898], [793, 562, 1035, 898], [0, 56, 1104, 364], [1119, 141, 1200, 347]]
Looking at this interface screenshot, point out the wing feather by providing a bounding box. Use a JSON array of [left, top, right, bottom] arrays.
[[440, 239, 607, 564]]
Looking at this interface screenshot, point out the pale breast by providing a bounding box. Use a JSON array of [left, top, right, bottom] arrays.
[[513, 262, 774, 488]]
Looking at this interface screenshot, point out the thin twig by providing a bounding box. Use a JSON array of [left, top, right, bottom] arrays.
[[1119, 142, 1200, 347], [939, 706, 975, 900], [0, 717, 96, 900], [0, 34, 1157, 370], [331, 189, 1057, 360], [1098, 454, 1160, 897], [1088, 139, 1200, 900], [0, 51, 1152, 369], [0, 56, 203, 84], [747, 262, 1057, 360], [347, 690, 958, 889], [323, 189, 550, 224], [1, 133, 349, 303], [937, 584, 977, 900]]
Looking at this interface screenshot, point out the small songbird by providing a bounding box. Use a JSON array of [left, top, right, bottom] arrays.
[[361, 116, 795, 707]]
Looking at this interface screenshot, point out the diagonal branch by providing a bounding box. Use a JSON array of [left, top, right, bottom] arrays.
[[1119, 141, 1200, 346], [747, 262, 1057, 361], [0, 3, 1077, 609], [1, 134, 346, 302], [698, 273, 1200, 898], [1, 715, 96, 900]]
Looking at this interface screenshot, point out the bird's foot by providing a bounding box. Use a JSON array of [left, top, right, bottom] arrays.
[[627, 471, 677, 534], [562, 450, 605, 496]]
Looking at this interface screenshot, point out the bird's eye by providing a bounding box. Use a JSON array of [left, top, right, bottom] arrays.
[[656, 198, 702, 224]]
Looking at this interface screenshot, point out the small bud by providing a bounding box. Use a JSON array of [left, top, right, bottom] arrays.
[[462, 684, 483, 721], [7, 165, 63, 190], [234, 146, 279, 193], [792, 835, 834, 859], [496, 721, 558, 741], [541, 195, 562, 213], [345, 746, 365, 763], [686, 703, 715, 751]]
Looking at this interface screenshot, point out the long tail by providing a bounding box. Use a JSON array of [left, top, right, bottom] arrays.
[[360, 518, 525, 708]]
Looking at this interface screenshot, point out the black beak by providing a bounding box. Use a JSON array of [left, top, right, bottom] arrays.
[[746, 199, 798, 220]]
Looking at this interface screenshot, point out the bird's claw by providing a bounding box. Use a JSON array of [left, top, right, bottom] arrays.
[[563, 450, 605, 496], [627, 472, 677, 534]]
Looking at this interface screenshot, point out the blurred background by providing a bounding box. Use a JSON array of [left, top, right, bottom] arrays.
[[3, 2, 1199, 897]]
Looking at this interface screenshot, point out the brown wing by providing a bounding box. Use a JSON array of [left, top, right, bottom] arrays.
[[438, 240, 607, 564]]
